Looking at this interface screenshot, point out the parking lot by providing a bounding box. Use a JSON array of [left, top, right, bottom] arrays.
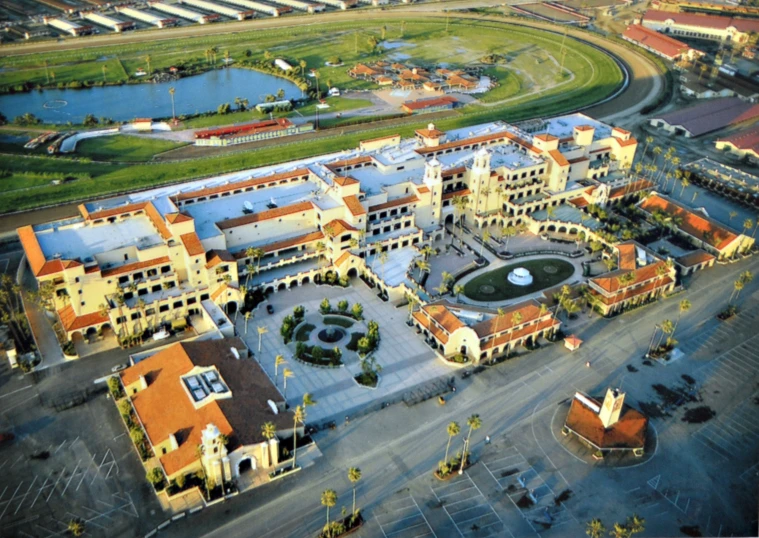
[[0, 358, 162, 537], [430, 473, 505, 538], [374, 491, 437, 538]]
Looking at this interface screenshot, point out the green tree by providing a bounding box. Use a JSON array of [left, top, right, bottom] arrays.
[[146, 466, 164, 488], [348, 467, 361, 518], [292, 405, 305, 469], [261, 421, 276, 466], [321, 489, 338, 537], [68, 519, 85, 537], [586, 518, 605, 538], [461, 414, 482, 472], [351, 303, 363, 319], [444, 421, 460, 465], [129, 427, 144, 446], [337, 299, 349, 313], [320, 298, 331, 314]]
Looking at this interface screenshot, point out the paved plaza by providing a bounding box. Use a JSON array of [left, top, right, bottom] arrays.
[[235, 280, 453, 424]]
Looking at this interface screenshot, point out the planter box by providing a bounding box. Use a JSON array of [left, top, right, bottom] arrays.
[[268, 465, 301, 482]]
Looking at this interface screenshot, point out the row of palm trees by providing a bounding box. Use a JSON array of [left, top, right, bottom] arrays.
[[729, 270, 754, 305], [647, 298, 692, 355], [439, 414, 482, 476], [586, 514, 644, 538], [261, 392, 315, 477], [319, 467, 363, 537]]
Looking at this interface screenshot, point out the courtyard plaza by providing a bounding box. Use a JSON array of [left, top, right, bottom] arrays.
[[235, 280, 451, 425]]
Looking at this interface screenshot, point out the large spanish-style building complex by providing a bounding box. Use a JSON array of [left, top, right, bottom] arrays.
[[18, 113, 640, 345]]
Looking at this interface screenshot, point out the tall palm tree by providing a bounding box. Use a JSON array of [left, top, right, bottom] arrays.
[[415, 259, 430, 281], [145, 54, 152, 76], [502, 225, 516, 252], [321, 489, 337, 537], [453, 285, 465, 300], [461, 414, 482, 473], [673, 299, 691, 337], [102, 64, 108, 83], [379, 251, 389, 284], [274, 355, 285, 386], [257, 325, 268, 352], [656, 319, 674, 350], [444, 421, 460, 464], [299, 59, 307, 75], [261, 421, 276, 467], [420, 245, 434, 260], [292, 405, 305, 469], [609, 522, 631, 538], [743, 218, 754, 236], [169, 86, 176, 122], [643, 136, 653, 160], [729, 211, 738, 223], [348, 467, 361, 518], [243, 311, 251, 334], [585, 518, 605, 538], [282, 367, 294, 400]]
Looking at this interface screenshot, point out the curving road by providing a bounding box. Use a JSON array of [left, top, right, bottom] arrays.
[[0, 11, 664, 234]]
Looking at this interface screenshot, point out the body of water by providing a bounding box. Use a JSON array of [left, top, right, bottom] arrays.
[[0, 68, 302, 124]]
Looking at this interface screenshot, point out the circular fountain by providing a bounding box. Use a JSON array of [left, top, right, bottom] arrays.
[[507, 267, 534, 286], [318, 327, 346, 344]]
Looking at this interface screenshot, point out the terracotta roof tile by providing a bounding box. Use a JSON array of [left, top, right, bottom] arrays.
[[102, 256, 171, 278], [609, 179, 654, 199], [333, 176, 359, 187], [402, 96, 457, 111], [470, 300, 548, 338], [240, 231, 325, 255], [548, 149, 570, 167], [412, 310, 449, 344], [535, 134, 559, 142], [211, 282, 238, 301], [18, 226, 48, 277], [591, 275, 673, 305], [639, 194, 738, 250], [217, 201, 314, 230], [623, 24, 694, 59], [205, 250, 235, 269], [323, 219, 358, 237], [166, 212, 193, 224], [324, 156, 373, 172], [368, 195, 419, 213], [676, 249, 716, 267], [480, 318, 560, 351], [420, 303, 465, 334], [145, 202, 172, 241], [334, 251, 352, 267], [343, 195, 366, 216], [417, 186, 431, 194], [417, 130, 538, 156], [442, 188, 471, 201], [180, 232, 205, 257], [58, 304, 109, 332], [174, 169, 310, 202], [86, 202, 147, 221], [565, 395, 647, 449]]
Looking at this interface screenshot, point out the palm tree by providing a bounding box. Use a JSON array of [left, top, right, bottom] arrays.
[[257, 325, 268, 352], [453, 285, 465, 300], [643, 136, 653, 160], [586, 518, 605, 538], [502, 225, 517, 252], [379, 251, 389, 283], [244, 311, 251, 334], [420, 245, 434, 260], [461, 414, 482, 473], [321, 489, 337, 537], [731, 278, 745, 304], [743, 218, 754, 236], [282, 367, 293, 400], [292, 404, 304, 469], [563, 298, 580, 320], [451, 195, 469, 245], [626, 514, 645, 535], [261, 421, 276, 466], [415, 259, 430, 281], [169, 86, 176, 122], [656, 319, 674, 351], [102, 64, 108, 83], [479, 229, 490, 258], [444, 421, 460, 464], [145, 54, 152, 76], [299, 59, 307, 75], [673, 299, 690, 338], [348, 467, 361, 518], [729, 210, 738, 223], [511, 310, 523, 329], [698, 63, 709, 83], [274, 355, 285, 386], [609, 522, 631, 538]]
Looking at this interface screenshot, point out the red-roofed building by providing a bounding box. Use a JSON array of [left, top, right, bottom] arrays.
[[194, 119, 313, 147], [622, 23, 703, 61], [412, 299, 559, 363], [716, 125, 759, 162], [564, 388, 648, 455], [401, 96, 458, 115], [119, 338, 294, 482], [641, 9, 759, 43], [638, 193, 753, 258]]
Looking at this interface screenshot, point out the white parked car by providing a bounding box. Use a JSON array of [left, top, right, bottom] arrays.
[[153, 329, 171, 341], [111, 363, 128, 373]]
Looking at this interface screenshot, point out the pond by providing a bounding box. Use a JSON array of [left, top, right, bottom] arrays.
[[0, 68, 303, 124], [463, 258, 576, 302]]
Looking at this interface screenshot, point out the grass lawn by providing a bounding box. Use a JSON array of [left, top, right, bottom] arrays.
[[0, 172, 63, 192], [478, 66, 523, 103], [0, 18, 624, 213], [294, 97, 373, 116], [463, 258, 575, 301], [75, 135, 185, 162]]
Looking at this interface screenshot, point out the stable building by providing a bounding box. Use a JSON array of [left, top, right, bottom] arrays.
[[622, 24, 704, 61], [402, 96, 458, 115], [641, 9, 759, 43], [120, 338, 294, 483], [715, 126, 759, 162], [194, 119, 313, 146]]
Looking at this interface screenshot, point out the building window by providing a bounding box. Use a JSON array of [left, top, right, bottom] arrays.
[[187, 297, 197, 305], [159, 305, 169, 313], [200, 293, 210, 301], [124, 254, 129, 261], [75, 277, 80, 283], [119, 276, 129, 284], [173, 301, 183, 309], [161, 266, 171, 273], [131, 313, 141, 320], [138, 288, 148, 296]]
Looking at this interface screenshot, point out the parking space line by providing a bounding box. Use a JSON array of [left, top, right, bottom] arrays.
[[385, 522, 429, 537], [13, 477, 37, 516], [61, 461, 80, 497], [411, 495, 437, 538], [692, 435, 729, 460], [46, 468, 65, 502], [0, 385, 33, 400], [29, 472, 52, 510], [0, 482, 23, 521]]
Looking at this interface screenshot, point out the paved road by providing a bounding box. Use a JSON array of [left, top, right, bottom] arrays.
[[155, 254, 759, 538]]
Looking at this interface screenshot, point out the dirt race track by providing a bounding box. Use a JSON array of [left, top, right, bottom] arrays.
[[0, 9, 664, 234]]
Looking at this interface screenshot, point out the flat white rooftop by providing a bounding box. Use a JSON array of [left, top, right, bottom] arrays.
[[538, 114, 612, 142], [36, 216, 162, 261]]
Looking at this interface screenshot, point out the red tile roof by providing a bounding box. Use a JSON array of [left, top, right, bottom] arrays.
[[592, 275, 673, 305], [717, 125, 759, 154], [623, 24, 693, 60], [333, 176, 359, 187], [325, 156, 373, 172], [180, 232, 205, 257], [102, 256, 171, 278], [216, 201, 314, 230], [334, 251, 352, 268], [402, 96, 458, 111], [643, 9, 759, 33], [205, 250, 234, 269], [565, 395, 647, 449], [676, 249, 716, 267], [18, 226, 48, 277], [58, 304, 109, 332], [368, 195, 419, 213], [609, 179, 654, 199], [166, 212, 194, 224], [651, 97, 759, 137], [174, 169, 310, 202], [639, 194, 738, 250], [145, 202, 172, 240], [442, 188, 471, 201], [323, 219, 358, 237], [343, 195, 366, 216], [194, 118, 294, 140], [420, 303, 466, 335], [549, 149, 570, 167], [480, 318, 560, 351], [470, 300, 548, 338], [250, 231, 324, 255], [417, 130, 538, 156], [413, 310, 450, 344], [85, 202, 147, 221]]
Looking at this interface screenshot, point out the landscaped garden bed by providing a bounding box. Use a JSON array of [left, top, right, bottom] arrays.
[[717, 305, 738, 321], [295, 323, 316, 342], [323, 316, 355, 328], [317, 513, 364, 538], [354, 356, 382, 388]]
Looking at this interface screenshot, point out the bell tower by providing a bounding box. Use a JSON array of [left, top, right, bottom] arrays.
[[200, 423, 232, 486], [598, 388, 625, 428]]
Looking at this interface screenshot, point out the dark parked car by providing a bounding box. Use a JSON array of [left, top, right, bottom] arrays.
[[267, 304, 274, 314]]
